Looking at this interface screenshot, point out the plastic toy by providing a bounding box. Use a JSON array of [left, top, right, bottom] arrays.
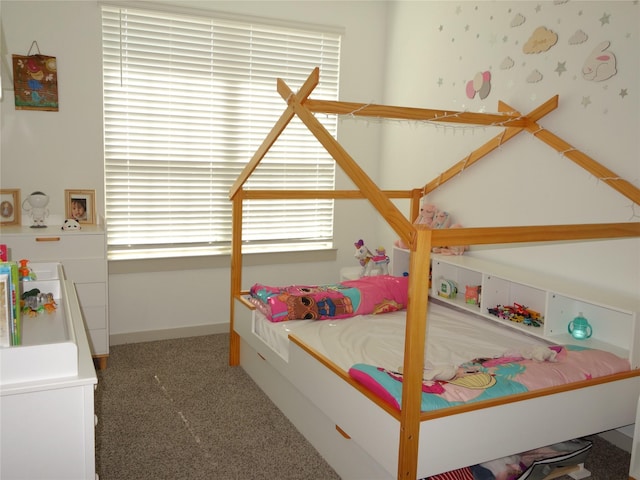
[[21, 288, 57, 316], [487, 303, 543, 326], [18, 259, 36, 281], [370, 247, 390, 275], [568, 313, 592, 339], [436, 277, 457, 299], [354, 240, 390, 277], [354, 239, 374, 276], [464, 285, 480, 305], [22, 191, 50, 228]]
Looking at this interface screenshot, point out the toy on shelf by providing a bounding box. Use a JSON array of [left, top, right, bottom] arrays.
[[394, 202, 437, 249], [487, 303, 543, 327], [21, 288, 57, 316], [22, 191, 50, 228], [436, 277, 458, 299], [18, 259, 36, 281], [354, 240, 389, 277], [61, 219, 81, 230], [394, 200, 467, 255], [354, 239, 374, 277], [568, 313, 592, 340], [464, 285, 481, 306], [371, 247, 390, 275]]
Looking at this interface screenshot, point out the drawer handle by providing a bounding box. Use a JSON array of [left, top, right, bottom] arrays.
[[35, 237, 61, 242]]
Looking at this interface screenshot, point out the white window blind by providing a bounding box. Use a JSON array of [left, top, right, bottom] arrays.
[[101, 5, 341, 259]]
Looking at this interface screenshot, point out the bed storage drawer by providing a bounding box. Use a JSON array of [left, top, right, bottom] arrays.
[[239, 337, 394, 480]]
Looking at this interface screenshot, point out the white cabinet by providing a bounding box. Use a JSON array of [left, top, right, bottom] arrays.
[[0, 225, 109, 368], [392, 247, 640, 368], [0, 263, 97, 480]]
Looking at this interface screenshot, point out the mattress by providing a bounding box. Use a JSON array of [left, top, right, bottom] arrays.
[[253, 299, 552, 371]]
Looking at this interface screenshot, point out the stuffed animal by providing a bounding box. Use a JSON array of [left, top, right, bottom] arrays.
[[435, 223, 468, 255], [61, 218, 81, 231], [415, 203, 437, 227], [394, 202, 438, 249], [432, 210, 452, 229]]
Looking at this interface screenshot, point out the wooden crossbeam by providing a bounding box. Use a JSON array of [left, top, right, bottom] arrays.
[[229, 68, 321, 199], [424, 96, 559, 195], [277, 71, 417, 248], [500, 100, 640, 206], [305, 99, 528, 127]]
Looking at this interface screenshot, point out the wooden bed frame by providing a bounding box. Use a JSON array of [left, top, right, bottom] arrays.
[[228, 68, 640, 479]]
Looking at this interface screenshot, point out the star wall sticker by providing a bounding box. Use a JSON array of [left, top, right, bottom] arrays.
[[581, 96, 591, 108], [599, 12, 610, 26], [620, 88, 628, 98], [555, 61, 567, 76]]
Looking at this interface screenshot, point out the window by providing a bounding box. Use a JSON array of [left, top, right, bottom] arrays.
[[101, 5, 341, 259]]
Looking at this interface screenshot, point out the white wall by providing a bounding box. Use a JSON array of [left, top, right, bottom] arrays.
[[378, 1, 640, 297], [0, 1, 389, 340]]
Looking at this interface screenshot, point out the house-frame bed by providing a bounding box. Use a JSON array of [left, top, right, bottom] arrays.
[[229, 68, 640, 479]]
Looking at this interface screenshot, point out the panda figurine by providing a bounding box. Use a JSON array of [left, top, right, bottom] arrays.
[[61, 219, 81, 231]]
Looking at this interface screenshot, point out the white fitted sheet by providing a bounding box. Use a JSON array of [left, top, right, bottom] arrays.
[[253, 299, 551, 371]]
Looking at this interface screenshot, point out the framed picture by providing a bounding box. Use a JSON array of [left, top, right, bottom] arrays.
[[0, 189, 21, 226], [65, 189, 96, 225]]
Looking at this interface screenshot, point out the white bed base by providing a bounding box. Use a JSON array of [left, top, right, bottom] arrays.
[[234, 297, 640, 479]]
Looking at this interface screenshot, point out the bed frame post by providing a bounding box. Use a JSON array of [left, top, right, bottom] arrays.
[[398, 227, 432, 480], [409, 189, 422, 225], [229, 192, 244, 366]]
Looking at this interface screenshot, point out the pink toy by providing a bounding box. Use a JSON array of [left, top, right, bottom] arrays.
[[432, 210, 451, 229], [394, 202, 438, 249], [433, 223, 468, 255]]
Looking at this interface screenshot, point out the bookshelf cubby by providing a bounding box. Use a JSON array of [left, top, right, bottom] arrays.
[[392, 247, 639, 368]]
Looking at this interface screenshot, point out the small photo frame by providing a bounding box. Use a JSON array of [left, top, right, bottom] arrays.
[[0, 189, 21, 226], [65, 189, 96, 225]]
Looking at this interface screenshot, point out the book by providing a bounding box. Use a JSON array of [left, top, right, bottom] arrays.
[[0, 262, 20, 346], [0, 273, 10, 347]]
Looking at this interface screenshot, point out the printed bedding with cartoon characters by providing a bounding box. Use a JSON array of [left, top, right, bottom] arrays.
[[248, 281, 630, 412]]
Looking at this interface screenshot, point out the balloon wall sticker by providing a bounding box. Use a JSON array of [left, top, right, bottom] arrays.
[[582, 41, 617, 82], [466, 71, 491, 99]]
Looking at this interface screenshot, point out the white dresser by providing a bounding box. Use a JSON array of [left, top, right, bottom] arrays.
[[0, 225, 109, 368], [0, 263, 97, 480]]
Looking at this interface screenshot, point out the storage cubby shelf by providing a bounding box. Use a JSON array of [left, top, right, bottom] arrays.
[[392, 247, 639, 369]]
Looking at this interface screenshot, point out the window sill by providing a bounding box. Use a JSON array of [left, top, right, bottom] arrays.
[[108, 247, 338, 274]]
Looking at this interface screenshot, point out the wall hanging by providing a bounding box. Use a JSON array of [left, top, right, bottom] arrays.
[[12, 41, 58, 111]]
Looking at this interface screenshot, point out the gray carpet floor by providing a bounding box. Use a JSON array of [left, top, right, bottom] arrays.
[[95, 334, 631, 480]]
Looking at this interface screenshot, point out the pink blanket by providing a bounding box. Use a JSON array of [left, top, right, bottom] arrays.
[[249, 275, 409, 322]]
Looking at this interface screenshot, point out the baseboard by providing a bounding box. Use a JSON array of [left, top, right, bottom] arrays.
[[598, 427, 633, 453], [109, 323, 229, 345]]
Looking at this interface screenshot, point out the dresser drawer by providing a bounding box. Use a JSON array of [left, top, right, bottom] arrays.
[[81, 305, 107, 331], [75, 283, 106, 308], [4, 233, 104, 261]]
